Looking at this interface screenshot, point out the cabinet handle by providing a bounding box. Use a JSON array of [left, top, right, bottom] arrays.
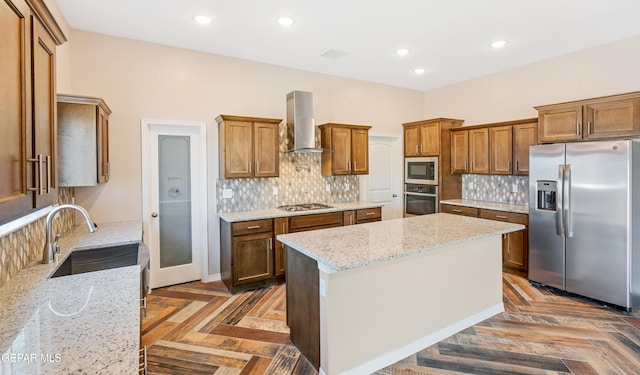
[[420, 144, 423, 154], [495, 215, 508, 220], [27, 154, 45, 194], [452, 209, 463, 213], [577, 122, 581, 135], [140, 297, 147, 317], [365, 211, 375, 215], [516, 160, 519, 172], [247, 225, 260, 229], [463, 161, 467, 171], [139, 346, 148, 375], [415, 145, 418, 153], [45, 155, 51, 193], [248, 162, 251, 174], [470, 161, 473, 171], [267, 238, 272, 251], [507, 160, 511, 172], [588, 121, 591, 135]]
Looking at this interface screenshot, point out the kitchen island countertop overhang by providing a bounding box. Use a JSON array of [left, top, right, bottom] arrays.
[[279, 213, 524, 374]]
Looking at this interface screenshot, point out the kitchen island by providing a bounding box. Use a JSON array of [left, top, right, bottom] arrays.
[[277, 213, 524, 375]]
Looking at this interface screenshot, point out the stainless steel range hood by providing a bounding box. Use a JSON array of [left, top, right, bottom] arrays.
[[286, 90, 324, 153]]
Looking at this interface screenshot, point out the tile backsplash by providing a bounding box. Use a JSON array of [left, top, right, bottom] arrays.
[[462, 174, 529, 206], [216, 122, 359, 212], [0, 187, 76, 288]]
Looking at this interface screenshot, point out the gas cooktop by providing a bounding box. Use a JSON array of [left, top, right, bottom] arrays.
[[277, 203, 333, 212]]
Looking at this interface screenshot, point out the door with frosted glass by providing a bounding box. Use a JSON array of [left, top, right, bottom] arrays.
[[144, 122, 204, 289]]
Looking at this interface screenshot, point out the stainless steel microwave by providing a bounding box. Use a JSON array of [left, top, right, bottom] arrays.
[[405, 157, 438, 185]]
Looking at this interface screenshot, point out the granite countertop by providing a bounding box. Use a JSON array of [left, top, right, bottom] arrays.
[[0, 220, 143, 374], [218, 200, 383, 222], [440, 199, 529, 214], [277, 213, 524, 273]]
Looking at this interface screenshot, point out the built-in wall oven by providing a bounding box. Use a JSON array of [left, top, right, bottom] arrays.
[[405, 157, 438, 185], [404, 184, 438, 217]]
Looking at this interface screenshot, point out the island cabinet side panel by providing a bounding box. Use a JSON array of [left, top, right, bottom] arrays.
[[320, 236, 504, 374], [285, 246, 320, 369]]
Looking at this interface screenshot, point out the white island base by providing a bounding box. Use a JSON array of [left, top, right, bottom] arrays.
[[285, 235, 505, 374]]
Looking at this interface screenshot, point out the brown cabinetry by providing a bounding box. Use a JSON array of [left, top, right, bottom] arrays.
[[217, 115, 281, 178], [451, 128, 489, 174], [441, 204, 528, 277], [536, 92, 640, 143], [403, 121, 440, 156], [319, 123, 371, 176], [356, 207, 382, 223], [0, 0, 66, 224], [273, 217, 288, 277], [57, 95, 112, 186], [512, 121, 538, 175], [489, 126, 512, 175]]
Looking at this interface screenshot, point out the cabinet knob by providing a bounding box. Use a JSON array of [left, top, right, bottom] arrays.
[[151, 212, 158, 218]]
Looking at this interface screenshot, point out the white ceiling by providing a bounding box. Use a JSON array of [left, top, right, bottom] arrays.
[[56, 0, 640, 91]]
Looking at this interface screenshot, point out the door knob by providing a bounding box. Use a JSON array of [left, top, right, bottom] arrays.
[[151, 212, 158, 217], [392, 194, 398, 198]]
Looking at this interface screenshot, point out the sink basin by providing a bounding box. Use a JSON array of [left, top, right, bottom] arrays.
[[50, 244, 139, 278]]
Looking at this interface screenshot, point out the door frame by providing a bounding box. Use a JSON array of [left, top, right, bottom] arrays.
[[140, 118, 208, 288]]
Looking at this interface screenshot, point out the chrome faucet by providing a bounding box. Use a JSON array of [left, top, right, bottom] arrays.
[[43, 204, 98, 264]]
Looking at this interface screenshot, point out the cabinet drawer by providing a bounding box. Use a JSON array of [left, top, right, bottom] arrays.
[[232, 219, 273, 236], [356, 207, 381, 222], [440, 204, 478, 217], [479, 209, 528, 225], [289, 212, 343, 232]]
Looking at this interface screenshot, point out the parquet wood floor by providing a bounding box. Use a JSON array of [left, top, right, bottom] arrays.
[[143, 273, 640, 374]]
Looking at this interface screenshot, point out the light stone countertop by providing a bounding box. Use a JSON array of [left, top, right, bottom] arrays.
[[277, 213, 524, 273], [0, 220, 142, 374], [440, 199, 529, 214], [218, 200, 383, 222]]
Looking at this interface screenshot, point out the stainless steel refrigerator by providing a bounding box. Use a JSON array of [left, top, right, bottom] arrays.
[[529, 139, 640, 310]]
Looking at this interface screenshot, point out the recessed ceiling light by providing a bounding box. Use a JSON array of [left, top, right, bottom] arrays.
[[194, 15, 212, 25], [490, 40, 508, 48], [396, 48, 410, 56], [414, 68, 426, 75], [277, 16, 295, 27]]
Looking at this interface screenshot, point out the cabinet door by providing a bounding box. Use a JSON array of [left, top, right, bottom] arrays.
[[31, 16, 57, 208], [469, 128, 489, 174], [450, 130, 469, 173], [503, 229, 528, 277], [97, 107, 110, 183], [584, 98, 640, 140], [233, 231, 273, 285], [330, 127, 352, 175], [420, 122, 440, 156], [350, 128, 369, 174], [223, 120, 252, 178], [274, 217, 288, 276], [513, 122, 537, 175], [538, 105, 583, 143], [0, 0, 31, 223], [253, 121, 279, 177], [489, 126, 512, 175], [440, 204, 478, 217], [403, 124, 420, 157], [343, 210, 355, 226]]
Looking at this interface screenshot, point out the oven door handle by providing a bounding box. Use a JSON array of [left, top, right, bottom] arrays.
[[404, 192, 438, 197]]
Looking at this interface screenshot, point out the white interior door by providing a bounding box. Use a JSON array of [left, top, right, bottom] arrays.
[[359, 134, 402, 220], [141, 119, 207, 289]]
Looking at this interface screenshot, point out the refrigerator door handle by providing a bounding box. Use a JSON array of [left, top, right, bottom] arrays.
[[557, 164, 565, 236], [565, 164, 573, 237]]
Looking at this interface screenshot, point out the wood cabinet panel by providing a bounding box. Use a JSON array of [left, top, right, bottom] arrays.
[[231, 219, 273, 236], [502, 228, 528, 277], [451, 130, 469, 173], [320, 123, 371, 176], [289, 212, 343, 232], [513, 122, 538, 175], [218, 115, 281, 178], [403, 121, 441, 157], [403, 124, 420, 157], [469, 128, 489, 174], [355, 207, 381, 223], [232, 231, 273, 285], [479, 209, 528, 225], [440, 204, 478, 217], [273, 217, 288, 277], [343, 210, 355, 226], [584, 98, 640, 140], [538, 105, 583, 143], [489, 126, 512, 175]]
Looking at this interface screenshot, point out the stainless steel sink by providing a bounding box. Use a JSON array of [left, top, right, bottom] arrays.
[[277, 203, 333, 212], [50, 244, 139, 278]]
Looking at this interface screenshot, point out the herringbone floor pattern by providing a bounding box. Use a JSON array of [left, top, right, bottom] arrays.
[[142, 273, 640, 374]]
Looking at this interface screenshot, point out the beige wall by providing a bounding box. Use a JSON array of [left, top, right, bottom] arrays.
[[424, 34, 640, 125], [67, 30, 424, 224]]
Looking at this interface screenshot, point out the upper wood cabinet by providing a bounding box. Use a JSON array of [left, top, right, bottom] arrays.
[[536, 92, 640, 143], [451, 119, 538, 176], [58, 95, 112, 186], [451, 128, 489, 174], [403, 120, 441, 156], [0, 0, 66, 224], [512, 121, 538, 175], [217, 115, 281, 178], [319, 123, 371, 176]]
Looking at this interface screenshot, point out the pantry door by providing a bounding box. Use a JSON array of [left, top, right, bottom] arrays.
[[141, 119, 207, 289], [360, 134, 402, 220]]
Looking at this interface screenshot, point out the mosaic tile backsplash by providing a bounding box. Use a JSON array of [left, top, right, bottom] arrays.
[[217, 122, 359, 212], [0, 187, 76, 288], [462, 174, 529, 206]]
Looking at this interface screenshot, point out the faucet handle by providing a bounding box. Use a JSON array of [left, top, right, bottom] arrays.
[[53, 233, 61, 255]]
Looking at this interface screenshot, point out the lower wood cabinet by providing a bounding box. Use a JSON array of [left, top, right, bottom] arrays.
[[441, 204, 528, 277], [221, 207, 382, 293]]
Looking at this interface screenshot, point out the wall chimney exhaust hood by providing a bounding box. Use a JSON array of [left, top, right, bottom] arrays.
[[286, 90, 324, 153]]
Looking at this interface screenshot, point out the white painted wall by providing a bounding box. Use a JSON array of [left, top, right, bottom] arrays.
[[423, 34, 640, 125]]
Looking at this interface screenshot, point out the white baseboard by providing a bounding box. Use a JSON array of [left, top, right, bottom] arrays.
[[202, 273, 221, 283], [328, 303, 504, 375]]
